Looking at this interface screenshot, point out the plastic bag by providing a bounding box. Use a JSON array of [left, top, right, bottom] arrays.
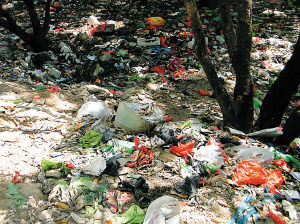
[[273, 159, 291, 172], [5, 182, 27, 209], [234, 146, 274, 166], [76, 95, 111, 121], [126, 137, 154, 168], [270, 147, 300, 168], [41, 159, 71, 176], [41, 159, 62, 170], [268, 210, 287, 224], [230, 194, 261, 224], [193, 137, 227, 169], [232, 160, 284, 193], [143, 196, 180, 224], [146, 17, 165, 26], [107, 205, 145, 224], [79, 130, 103, 148], [207, 137, 228, 162], [114, 101, 164, 133], [170, 141, 194, 157], [82, 156, 106, 176]]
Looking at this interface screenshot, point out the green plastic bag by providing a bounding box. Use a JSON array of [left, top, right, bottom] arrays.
[[271, 147, 300, 168], [213, 16, 221, 22], [253, 97, 262, 110], [41, 159, 71, 176], [71, 177, 108, 201], [5, 182, 27, 209], [79, 130, 103, 148], [85, 201, 98, 219], [101, 141, 113, 152], [107, 205, 145, 224], [36, 86, 47, 91], [13, 100, 23, 104], [71, 177, 94, 190], [41, 159, 62, 171], [115, 139, 135, 154]]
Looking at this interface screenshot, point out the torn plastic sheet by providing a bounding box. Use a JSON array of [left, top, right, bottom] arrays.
[[229, 127, 283, 138]]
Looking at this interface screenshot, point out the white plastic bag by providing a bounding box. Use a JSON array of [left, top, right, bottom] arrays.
[[76, 95, 111, 121], [234, 146, 274, 166], [193, 145, 225, 168], [82, 156, 106, 176], [143, 196, 180, 224]]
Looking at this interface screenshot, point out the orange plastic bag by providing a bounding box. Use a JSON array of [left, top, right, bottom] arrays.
[[232, 160, 284, 193], [170, 141, 194, 157], [146, 17, 165, 26]]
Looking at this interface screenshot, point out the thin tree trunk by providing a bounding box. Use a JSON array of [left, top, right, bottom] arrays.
[[218, 2, 237, 61], [184, 0, 236, 127], [43, 0, 51, 35], [275, 106, 300, 145], [0, 1, 50, 52], [218, 0, 253, 132], [231, 0, 253, 132], [186, 0, 253, 132], [256, 35, 300, 129], [0, 8, 32, 44], [24, 0, 42, 34]]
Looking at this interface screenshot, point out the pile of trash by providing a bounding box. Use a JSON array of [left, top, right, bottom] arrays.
[[4, 92, 298, 223]]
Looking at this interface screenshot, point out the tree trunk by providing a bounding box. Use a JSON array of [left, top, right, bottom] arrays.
[[0, 0, 51, 52], [185, 0, 253, 133], [184, 0, 236, 128], [30, 34, 50, 52], [275, 106, 300, 145], [231, 0, 253, 133], [255, 34, 300, 129]]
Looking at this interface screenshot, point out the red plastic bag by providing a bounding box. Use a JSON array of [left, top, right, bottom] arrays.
[[65, 162, 75, 169], [232, 160, 284, 193], [161, 115, 172, 122], [12, 171, 22, 184], [170, 141, 194, 157], [264, 168, 285, 193], [126, 137, 154, 168], [151, 65, 166, 74], [273, 158, 291, 172], [199, 90, 211, 96], [185, 17, 191, 27], [268, 210, 287, 224], [48, 85, 60, 94]]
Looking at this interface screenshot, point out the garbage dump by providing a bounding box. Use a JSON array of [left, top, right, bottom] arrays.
[[0, 0, 299, 223]]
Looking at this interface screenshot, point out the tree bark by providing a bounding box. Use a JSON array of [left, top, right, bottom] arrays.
[[0, 7, 32, 44], [43, 0, 51, 35], [186, 0, 253, 132], [184, 0, 236, 127], [256, 34, 300, 129], [0, 1, 50, 52], [231, 0, 253, 133], [24, 0, 42, 34], [275, 106, 300, 145], [218, 2, 237, 61]]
